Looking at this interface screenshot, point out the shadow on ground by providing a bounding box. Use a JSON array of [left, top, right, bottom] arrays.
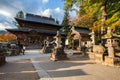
[[0, 59, 39, 80], [48, 69, 87, 77], [36, 55, 94, 78]]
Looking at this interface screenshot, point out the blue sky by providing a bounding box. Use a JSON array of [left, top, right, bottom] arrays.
[[0, 0, 67, 30]]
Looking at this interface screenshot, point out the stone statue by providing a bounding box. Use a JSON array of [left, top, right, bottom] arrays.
[[54, 31, 62, 48], [50, 31, 68, 61], [41, 37, 51, 53], [44, 37, 50, 47]]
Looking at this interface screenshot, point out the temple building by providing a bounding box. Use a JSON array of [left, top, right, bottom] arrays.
[[7, 13, 90, 50], [7, 13, 62, 49]]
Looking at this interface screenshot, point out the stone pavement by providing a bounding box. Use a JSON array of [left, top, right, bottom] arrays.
[[0, 59, 39, 80], [1, 49, 49, 80], [32, 54, 120, 80], [32, 50, 120, 80], [2, 50, 120, 80], [6, 49, 50, 62]]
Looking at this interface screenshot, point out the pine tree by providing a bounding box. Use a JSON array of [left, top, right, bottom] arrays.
[[16, 10, 24, 18], [14, 10, 24, 29], [62, 11, 70, 33], [63, 0, 120, 44]]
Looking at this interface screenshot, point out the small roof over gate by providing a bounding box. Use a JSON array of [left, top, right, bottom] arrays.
[[68, 26, 90, 41]]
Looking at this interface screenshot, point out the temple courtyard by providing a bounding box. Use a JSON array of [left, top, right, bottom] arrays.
[[0, 50, 120, 80]]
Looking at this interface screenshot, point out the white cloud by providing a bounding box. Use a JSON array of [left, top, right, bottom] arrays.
[[37, 7, 63, 17], [36, 7, 64, 23], [0, 23, 12, 30], [69, 4, 77, 19], [42, 9, 51, 17], [0, 23, 5, 30], [42, 0, 49, 3], [0, 10, 12, 18], [10, 1, 23, 10], [54, 7, 61, 13], [0, 17, 17, 30]]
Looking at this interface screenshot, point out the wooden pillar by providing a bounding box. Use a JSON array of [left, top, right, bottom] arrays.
[[72, 39, 74, 50], [79, 38, 81, 51], [78, 33, 81, 51]]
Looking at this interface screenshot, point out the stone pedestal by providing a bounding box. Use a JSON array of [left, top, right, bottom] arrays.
[[105, 39, 115, 58], [41, 37, 52, 54], [0, 53, 6, 66], [104, 56, 120, 66], [41, 46, 52, 53], [94, 53, 104, 63], [88, 52, 95, 60], [108, 47, 115, 57], [50, 48, 68, 61], [105, 56, 114, 66]]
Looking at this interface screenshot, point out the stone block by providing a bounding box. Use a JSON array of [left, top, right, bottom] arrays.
[[104, 56, 120, 66], [105, 56, 115, 66], [0, 53, 6, 66], [95, 53, 104, 63], [88, 52, 95, 60], [50, 48, 68, 61]]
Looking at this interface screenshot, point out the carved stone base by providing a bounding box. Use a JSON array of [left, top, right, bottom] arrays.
[[50, 48, 68, 61], [88, 52, 95, 60], [105, 56, 114, 66], [94, 53, 104, 63], [0, 53, 6, 66], [41, 46, 52, 53]]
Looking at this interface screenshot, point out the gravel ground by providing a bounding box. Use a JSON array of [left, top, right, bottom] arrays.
[[0, 59, 39, 80]]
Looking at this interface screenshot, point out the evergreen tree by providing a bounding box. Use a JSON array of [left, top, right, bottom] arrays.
[[16, 10, 24, 18], [14, 10, 24, 29], [62, 11, 70, 33], [56, 18, 59, 24], [63, 0, 120, 30], [63, 0, 120, 44]]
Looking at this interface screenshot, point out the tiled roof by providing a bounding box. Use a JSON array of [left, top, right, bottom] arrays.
[[6, 28, 66, 36], [75, 27, 90, 34], [25, 13, 58, 26]]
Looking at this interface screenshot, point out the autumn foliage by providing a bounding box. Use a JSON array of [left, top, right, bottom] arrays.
[[0, 32, 17, 42]]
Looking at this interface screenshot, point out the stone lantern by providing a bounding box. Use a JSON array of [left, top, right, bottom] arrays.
[[103, 27, 119, 66], [104, 27, 115, 58], [105, 39, 115, 58]]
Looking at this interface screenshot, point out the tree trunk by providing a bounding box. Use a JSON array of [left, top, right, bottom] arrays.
[[100, 0, 108, 34], [101, 0, 108, 23]]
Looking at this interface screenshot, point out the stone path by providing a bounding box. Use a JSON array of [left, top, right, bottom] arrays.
[[0, 50, 120, 80]]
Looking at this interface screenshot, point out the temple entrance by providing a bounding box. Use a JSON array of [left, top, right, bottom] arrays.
[[67, 26, 91, 53], [7, 13, 62, 50], [27, 36, 43, 49], [18, 35, 49, 49]]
